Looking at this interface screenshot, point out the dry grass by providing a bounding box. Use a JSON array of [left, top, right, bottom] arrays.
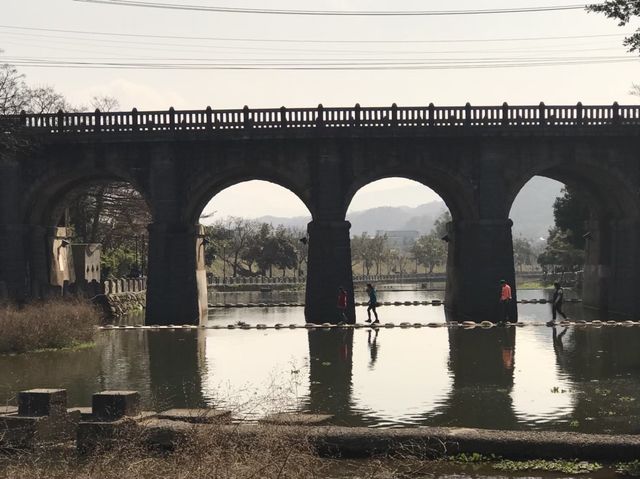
[[0, 424, 329, 479], [0, 300, 99, 354]]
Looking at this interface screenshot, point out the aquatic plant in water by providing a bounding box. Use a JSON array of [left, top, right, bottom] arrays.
[[494, 459, 602, 474]]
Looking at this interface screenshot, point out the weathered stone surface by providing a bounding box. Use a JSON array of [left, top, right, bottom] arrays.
[[259, 413, 333, 426], [77, 412, 155, 453], [4, 107, 640, 324], [157, 408, 232, 424], [0, 410, 80, 448], [18, 389, 67, 417], [92, 391, 141, 421]]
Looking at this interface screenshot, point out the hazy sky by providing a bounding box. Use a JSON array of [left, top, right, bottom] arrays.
[[3, 0, 639, 218]]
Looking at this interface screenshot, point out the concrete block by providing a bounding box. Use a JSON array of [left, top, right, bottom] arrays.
[[157, 408, 232, 424], [18, 389, 67, 417], [0, 409, 80, 448], [92, 391, 141, 421], [260, 413, 333, 426], [77, 412, 155, 453]]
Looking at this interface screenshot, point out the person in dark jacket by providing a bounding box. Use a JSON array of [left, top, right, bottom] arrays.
[[551, 282, 568, 322], [365, 283, 379, 324]]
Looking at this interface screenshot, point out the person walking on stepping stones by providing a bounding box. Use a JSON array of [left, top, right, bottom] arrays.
[[551, 282, 568, 323], [366, 283, 379, 324], [337, 286, 348, 324]]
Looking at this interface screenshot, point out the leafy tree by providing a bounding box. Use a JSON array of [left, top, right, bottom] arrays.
[[289, 227, 308, 277], [387, 249, 410, 274], [411, 233, 447, 274], [203, 223, 233, 273], [244, 223, 272, 275], [538, 228, 585, 273], [513, 237, 534, 272], [552, 186, 590, 250], [350, 233, 375, 275], [537, 186, 590, 273], [433, 210, 452, 238], [272, 226, 298, 277], [587, 1, 640, 52], [369, 234, 388, 275]]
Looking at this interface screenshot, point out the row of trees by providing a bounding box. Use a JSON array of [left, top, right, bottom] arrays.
[[203, 218, 307, 279]]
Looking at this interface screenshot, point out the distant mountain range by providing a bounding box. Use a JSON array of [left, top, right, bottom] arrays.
[[256, 176, 563, 241]]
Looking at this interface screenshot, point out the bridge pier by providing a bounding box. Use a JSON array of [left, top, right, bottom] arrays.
[[145, 223, 207, 326], [305, 220, 355, 324], [583, 218, 640, 316], [445, 219, 517, 322], [0, 224, 28, 300]]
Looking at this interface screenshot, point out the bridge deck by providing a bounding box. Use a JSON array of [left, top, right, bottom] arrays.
[[2, 102, 640, 134]]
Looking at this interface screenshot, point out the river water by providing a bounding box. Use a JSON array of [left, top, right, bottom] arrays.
[[2, 288, 640, 438]]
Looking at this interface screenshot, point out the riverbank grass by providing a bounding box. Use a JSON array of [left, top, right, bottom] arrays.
[[0, 300, 99, 354]]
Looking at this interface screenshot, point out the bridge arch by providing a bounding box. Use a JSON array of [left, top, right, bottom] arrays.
[[19, 166, 152, 299], [508, 159, 640, 315], [182, 167, 314, 225], [506, 163, 640, 223], [24, 170, 152, 228], [342, 169, 476, 222]]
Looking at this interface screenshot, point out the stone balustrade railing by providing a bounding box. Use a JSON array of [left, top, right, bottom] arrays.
[[3, 102, 639, 134], [207, 273, 443, 286], [102, 277, 147, 295]]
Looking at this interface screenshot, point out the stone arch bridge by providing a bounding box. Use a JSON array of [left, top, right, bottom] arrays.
[[1, 102, 640, 325]]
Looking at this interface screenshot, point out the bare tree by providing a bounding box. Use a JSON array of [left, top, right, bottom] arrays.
[[0, 63, 28, 114], [91, 95, 120, 112]]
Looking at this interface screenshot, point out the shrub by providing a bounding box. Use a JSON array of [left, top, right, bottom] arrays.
[[0, 300, 99, 354]]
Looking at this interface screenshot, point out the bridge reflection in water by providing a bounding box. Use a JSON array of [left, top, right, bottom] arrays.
[[2, 309, 640, 433]]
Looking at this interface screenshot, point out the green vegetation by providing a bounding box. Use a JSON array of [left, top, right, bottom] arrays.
[[616, 460, 640, 477], [204, 218, 306, 279], [494, 459, 602, 474], [538, 186, 589, 274], [0, 300, 99, 354], [587, 1, 640, 53]]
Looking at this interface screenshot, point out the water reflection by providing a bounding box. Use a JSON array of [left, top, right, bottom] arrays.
[[426, 327, 518, 430], [3, 290, 640, 433]]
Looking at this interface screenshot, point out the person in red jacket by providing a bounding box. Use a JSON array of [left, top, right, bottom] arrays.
[[499, 279, 512, 323], [337, 286, 348, 324]]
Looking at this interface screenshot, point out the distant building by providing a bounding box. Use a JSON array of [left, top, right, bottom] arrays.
[[375, 230, 420, 251]]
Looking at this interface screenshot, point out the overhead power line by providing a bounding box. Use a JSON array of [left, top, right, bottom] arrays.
[[0, 24, 625, 45], [73, 0, 591, 16], [6, 55, 636, 70]]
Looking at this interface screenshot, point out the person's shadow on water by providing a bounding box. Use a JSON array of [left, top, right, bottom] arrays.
[[368, 328, 379, 369]]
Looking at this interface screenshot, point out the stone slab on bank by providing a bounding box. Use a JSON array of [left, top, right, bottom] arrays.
[[157, 408, 232, 424], [260, 413, 334, 426], [137, 422, 640, 462]]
